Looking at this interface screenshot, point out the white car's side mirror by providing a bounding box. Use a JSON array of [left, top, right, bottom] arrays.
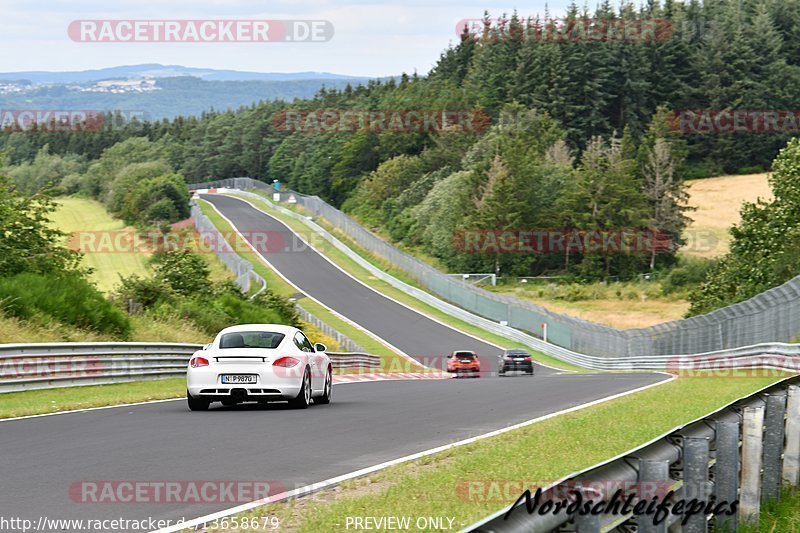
[[314, 343, 327, 353]]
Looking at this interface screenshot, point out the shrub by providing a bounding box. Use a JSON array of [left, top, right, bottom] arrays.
[[683, 160, 724, 180], [167, 299, 233, 335], [213, 293, 285, 326], [151, 249, 211, 297], [112, 275, 175, 309], [169, 293, 288, 336], [662, 258, 716, 295], [0, 272, 131, 337], [252, 289, 301, 327], [736, 165, 766, 175]]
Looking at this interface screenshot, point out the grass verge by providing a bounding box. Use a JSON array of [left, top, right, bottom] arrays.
[[198, 200, 416, 374], [0, 378, 185, 419], [228, 192, 584, 372], [198, 375, 785, 532], [744, 486, 800, 532]]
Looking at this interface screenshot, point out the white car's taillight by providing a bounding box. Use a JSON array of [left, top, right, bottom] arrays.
[[273, 356, 300, 368], [190, 356, 210, 368]]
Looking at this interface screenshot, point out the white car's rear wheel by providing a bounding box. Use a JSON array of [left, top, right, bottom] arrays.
[[187, 391, 210, 411], [289, 368, 312, 409], [316, 367, 332, 405]]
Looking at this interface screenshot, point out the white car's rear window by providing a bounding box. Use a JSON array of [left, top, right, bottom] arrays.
[[220, 331, 286, 349]]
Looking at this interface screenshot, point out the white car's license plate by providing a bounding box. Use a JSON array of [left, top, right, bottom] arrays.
[[221, 374, 257, 384]]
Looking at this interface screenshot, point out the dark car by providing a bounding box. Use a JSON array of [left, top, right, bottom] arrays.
[[498, 349, 534, 376]]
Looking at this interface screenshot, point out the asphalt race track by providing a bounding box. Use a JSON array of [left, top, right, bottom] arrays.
[[0, 194, 668, 532], [203, 193, 514, 373], [204, 193, 562, 376], [0, 375, 667, 529]]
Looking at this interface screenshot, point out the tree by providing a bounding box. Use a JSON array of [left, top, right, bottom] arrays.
[[642, 138, 690, 269], [557, 135, 650, 278], [121, 173, 190, 226], [638, 106, 690, 269], [689, 138, 800, 314], [6, 146, 85, 195], [105, 160, 173, 214], [469, 155, 525, 274], [0, 175, 82, 277], [329, 131, 379, 204], [364, 155, 424, 209]]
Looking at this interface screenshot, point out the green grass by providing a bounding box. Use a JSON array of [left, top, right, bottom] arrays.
[[232, 192, 584, 372], [0, 378, 185, 419], [744, 486, 800, 532], [50, 196, 234, 294], [198, 200, 417, 373], [50, 197, 151, 293], [200, 376, 783, 532]]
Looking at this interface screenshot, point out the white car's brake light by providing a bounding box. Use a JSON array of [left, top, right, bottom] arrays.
[[190, 356, 210, 368], [273, 356, 300, 368]]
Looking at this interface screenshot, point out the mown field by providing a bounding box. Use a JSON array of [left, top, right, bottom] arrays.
[[683, 173, 772, 259], [50, 197, 152, 293]]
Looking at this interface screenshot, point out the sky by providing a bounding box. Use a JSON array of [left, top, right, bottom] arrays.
[[1, 0, 575, 77]]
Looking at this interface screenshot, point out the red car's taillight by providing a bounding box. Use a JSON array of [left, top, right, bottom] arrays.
[[273, 356, 300, 368], [190, 356, 209, 368]]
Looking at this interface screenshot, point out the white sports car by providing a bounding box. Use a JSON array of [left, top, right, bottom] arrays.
[[186, 324, 332, 411]]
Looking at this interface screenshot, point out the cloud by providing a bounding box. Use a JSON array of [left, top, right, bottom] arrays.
[[1, 0, 575, 76]]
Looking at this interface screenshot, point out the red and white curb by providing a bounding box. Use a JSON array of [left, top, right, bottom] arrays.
[[333, 371, 452, 384]]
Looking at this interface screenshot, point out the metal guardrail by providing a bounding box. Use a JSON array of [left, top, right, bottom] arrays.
[[0, 343, 380, 393], [0, 342, 201, 392], [467, 376, 800, 532], [294, 306, 366, 353], [204, 186, 800, 372], [328, 353, 380, 369], [191, 203, 266, 298]]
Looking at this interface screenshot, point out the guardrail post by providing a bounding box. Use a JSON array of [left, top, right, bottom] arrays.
[[637, 459, 669, 533], [762, 392, 787, 503], [573, 502, 600, 532], [714, 420, 740, 532], [783, 385, 800, 486], [740, 406, 765, 525], [683, 436, 710, 533]]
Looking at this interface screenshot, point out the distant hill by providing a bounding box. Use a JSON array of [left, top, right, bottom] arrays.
[[0, 63, 369, 84], [0, 72, 377, 119]]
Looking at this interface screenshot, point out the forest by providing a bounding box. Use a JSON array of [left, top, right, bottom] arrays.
[[3, 0, 800, 316]]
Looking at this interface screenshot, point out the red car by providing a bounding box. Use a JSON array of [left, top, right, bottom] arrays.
[[446, 350, 481, 377]]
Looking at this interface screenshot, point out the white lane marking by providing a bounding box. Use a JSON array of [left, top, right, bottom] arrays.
[[202, 199, 420, 368], [333, 372, 451, 384], [219, 193, 569, 373], [0, 398, 184, 423], [153, 374, 673, 533]]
